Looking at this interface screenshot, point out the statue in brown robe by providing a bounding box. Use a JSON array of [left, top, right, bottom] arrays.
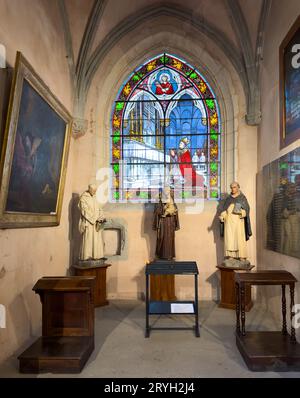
[[153, 188, 180, 260]]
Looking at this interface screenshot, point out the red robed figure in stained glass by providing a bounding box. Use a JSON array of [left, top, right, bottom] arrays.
[[155, 75, 174, 95], [178, 137, 203, 188]]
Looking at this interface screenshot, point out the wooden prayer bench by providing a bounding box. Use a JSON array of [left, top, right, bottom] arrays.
[[18, 276, 95, 373]]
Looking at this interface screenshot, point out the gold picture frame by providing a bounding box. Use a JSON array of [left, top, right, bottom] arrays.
[[0, 52, 71, 228], [279, 16, 300, 149]]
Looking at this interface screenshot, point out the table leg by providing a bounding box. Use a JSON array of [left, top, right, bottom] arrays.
[[282, 284, 287, 335], [290, 283, 296, 344], [145, 274, 150, 338], [241, 282, 246, 336], [235, 282, 241, 335], [194, 274, 200, 337]]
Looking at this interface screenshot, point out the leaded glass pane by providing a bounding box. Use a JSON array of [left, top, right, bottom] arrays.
[[111, 53, 221, 202]]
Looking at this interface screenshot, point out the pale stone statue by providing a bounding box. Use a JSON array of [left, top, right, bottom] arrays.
[[78, 184, 106, 260], [219, 182, 252, 266]]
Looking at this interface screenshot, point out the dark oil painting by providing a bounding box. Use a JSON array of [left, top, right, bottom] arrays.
[[6, 80, 66, 214]]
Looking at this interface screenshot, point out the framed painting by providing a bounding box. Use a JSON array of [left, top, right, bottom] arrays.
[[279, 16, 300, 149], [0, 52, 71, 228]]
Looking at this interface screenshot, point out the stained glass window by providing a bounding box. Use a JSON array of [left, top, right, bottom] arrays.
[[110, 53, 221, 202]]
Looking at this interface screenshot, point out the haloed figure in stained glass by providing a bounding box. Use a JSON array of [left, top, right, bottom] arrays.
[[155, 74, 175, 95]]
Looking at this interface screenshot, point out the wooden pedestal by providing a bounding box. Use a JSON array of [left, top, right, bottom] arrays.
[[150, 275, 176, 301], [217, 265, 254, 311], [18, 276, 95, 374], [73, 264, 111, 307]]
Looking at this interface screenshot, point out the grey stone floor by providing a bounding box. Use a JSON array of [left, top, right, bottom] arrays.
[[1, 300, 300, 378]]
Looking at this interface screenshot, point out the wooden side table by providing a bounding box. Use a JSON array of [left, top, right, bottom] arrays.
[[235, 270, 300, 371], [73, 263, 111, 307], [217, 264, 254, 311]]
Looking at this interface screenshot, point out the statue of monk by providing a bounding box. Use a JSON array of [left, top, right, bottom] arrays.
[[78, 184, 106, 260], [219, 181, 252, 262], [153, 188, 180, 260]]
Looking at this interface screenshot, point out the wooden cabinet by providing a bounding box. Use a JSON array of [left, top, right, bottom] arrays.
[[18, 276, 95, 373]]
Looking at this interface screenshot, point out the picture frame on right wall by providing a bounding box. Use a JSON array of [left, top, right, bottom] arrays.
[[279, 16, 300, 149]]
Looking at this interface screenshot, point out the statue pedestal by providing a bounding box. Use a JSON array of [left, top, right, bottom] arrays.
[[73, 263, 111, 307], [217, 263, 254, 311]]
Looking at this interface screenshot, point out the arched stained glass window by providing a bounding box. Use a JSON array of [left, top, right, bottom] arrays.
[[111, 53, 221, 202]]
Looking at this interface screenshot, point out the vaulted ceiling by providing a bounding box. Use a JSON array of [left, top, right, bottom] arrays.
[[58, 0, 272, 125]]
